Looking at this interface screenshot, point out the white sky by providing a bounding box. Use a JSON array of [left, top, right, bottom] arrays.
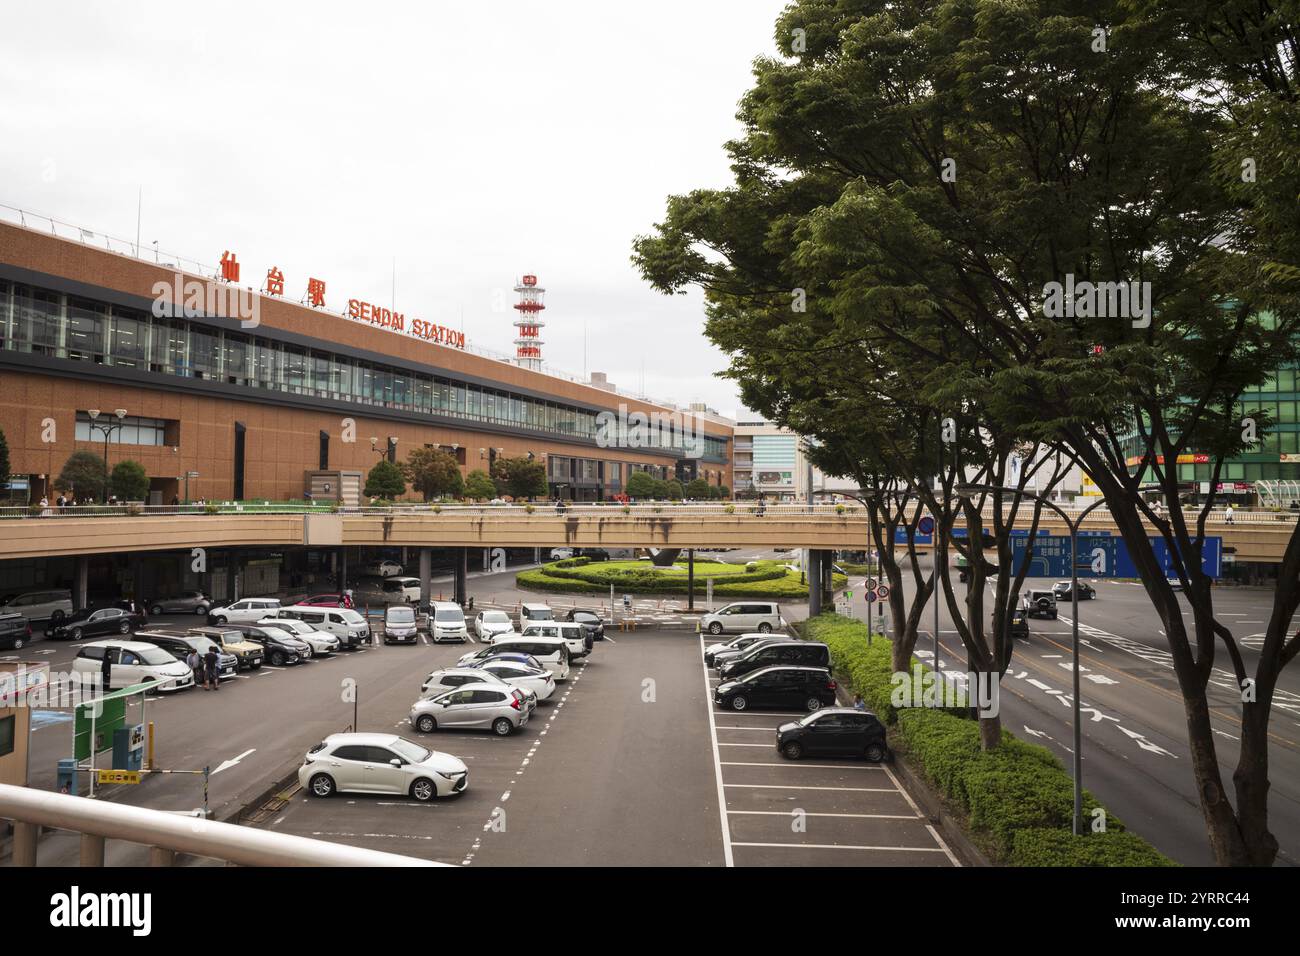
[[0, 0, 790, 419]]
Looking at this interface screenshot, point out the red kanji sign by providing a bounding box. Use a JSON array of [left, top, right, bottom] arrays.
[[220, 250, 240, 283], [306, 278, 326, 308], [265, 267, 284, 296]]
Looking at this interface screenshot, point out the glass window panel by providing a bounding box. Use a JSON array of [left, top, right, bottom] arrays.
[[222, 332, 249, 385], [109, 308, 148, 369], [66, 296, 106, 363], [190, 327, 219, 380], [14, 285, 61, 355]]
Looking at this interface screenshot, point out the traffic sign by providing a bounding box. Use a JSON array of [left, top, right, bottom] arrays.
[[876, 584, 890, 599], [918, 516, 935, 535], [866, 590, 878, 603], [866, 578, 878, 590], [96, 769, 140, 785]]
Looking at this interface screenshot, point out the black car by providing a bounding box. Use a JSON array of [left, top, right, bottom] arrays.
[[1052, 581, 1096, 601], [776, 708, 890, 761], [0, 612, 33, 650], [714, 665, 838, 712], [566, 609, 605, 641], [46, 606, 147, 641], [577, 548, 610, 561], [718, 641, 832, 682], [1008, 606, 1029, 641], [233, 624, 307, 666]]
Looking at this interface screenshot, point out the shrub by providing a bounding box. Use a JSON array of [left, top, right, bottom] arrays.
[[724, 503, 736, 514], [1009, 829, 1175, 867]]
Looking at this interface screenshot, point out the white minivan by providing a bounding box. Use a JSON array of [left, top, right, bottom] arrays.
[[518, 603, 554, 630], [278, 605, 371, 648], [520, 622, 589, 659], [459, 635, 571, 681], [209, 597, 282, 625], [430, 602, 469, 643], [700, 601, 785, 636], [73, 640, 194, 692]]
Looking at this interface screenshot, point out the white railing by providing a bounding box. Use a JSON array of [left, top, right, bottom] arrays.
[[0, 782, 443, 867]]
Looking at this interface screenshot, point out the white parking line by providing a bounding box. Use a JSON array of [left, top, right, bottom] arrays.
[[723, 784, 898, 792], [726, 810, 918, 819], [720, 762, 885, 771], [701, 636, 734, 868], [732, 841, 948, 853], [718, 742, 775, 748]]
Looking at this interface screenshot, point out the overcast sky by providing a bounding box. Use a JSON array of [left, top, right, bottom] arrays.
[[0, 1, 790, 419]]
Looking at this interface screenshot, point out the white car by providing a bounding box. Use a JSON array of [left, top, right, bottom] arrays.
[[549, 548, 574, 561], [361, 560, 403, 578], [257, 617, 338, 656], [429, 602, 469, 643], [209, 597, 282, 625], [474, 609, 514, 641], [473, 658, 556, 702], [419, 667, 539, 711], [72, 640, 194, 692], [298, 733, 467, 801], [520, 622, 589, 659]]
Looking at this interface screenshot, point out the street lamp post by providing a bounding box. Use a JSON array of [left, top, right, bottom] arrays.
[[957, 483, 1109, 836], [85, 408, 128, 503]]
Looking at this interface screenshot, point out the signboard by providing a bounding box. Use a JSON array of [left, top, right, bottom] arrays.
[[894, 527, 932, 545], [866, 590, 879, 603], [74, 697, 125, 761], [1114, 535, 1222, 579], [918, 516, 935, 535], [1010, 535, 1118, 578], [876, 584, 891, 599], [95, 769, 141, 785]]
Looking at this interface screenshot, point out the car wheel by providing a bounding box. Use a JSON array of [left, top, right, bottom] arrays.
[[196, 604, 208, 614], [214, 616, 227, 625], [781, 741, 803, 760], [416, 715, 436, 733], [758, 623, 773, 633], [409, 778, 436, 802], [865, 742, 887, 762], [730, 695, 748, 711], [309, 773, 335, 798], [270, 650, 285, 666], [71, 627, 83, 641], [492, 717, 514, 736], [708, 622, 723, 635], [805, 696, 823, 711], [12, 637, 24, 650], [118, 621, 130, 634], [150, 605, 164, 615]]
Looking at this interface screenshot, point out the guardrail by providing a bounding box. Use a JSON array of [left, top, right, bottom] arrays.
[[0, 782, 443, 867]]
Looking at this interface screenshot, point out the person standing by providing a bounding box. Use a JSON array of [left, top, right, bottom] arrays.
[[203, 644, 221, 691], [186, 647, 204, 690], [100, 649, 112, 693], [1225, 502, 1235, 524]]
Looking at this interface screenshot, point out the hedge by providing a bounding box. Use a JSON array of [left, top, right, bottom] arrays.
[[800, 612, 1174, 867], [516, 560, 845, 599]]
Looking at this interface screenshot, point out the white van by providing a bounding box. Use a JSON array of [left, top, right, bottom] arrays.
[[73, 640, 194, 692], [209, 597, 282, 625], [520, 622, 589, 659], [382, 576, 421, 604], [700, 601, 784, 636], [519, 603, 554, 629], [459, 635, 571, 681], [278, 605, 371, 648], [430, 602, 469, 643]]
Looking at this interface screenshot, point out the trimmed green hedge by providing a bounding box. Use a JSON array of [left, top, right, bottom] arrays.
[[800, 613, 1174, 867], [516, 560, 845, 599]]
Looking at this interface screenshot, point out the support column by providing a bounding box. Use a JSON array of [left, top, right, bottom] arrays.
[[821, 551, 834, 607], [807, 549, 822, 617], [75, 556, 89, 611], [453, 548, 468, 607], [80, 832, 105, 867], [12, 821, 38, 866], [687, 549, 695, 611], [419, 548, 432, 612], [337, 547, 348, 592]]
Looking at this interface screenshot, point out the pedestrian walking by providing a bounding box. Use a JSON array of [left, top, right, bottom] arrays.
[[203, 644, 221, 690], [853, 693, 867, 712], [100, 650, 112, 692], [186, 647, 205, 689], [1225, 503, 1235, 524]]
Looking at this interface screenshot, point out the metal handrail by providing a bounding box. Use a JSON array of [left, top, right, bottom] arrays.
[[0, 782, 443, 867]]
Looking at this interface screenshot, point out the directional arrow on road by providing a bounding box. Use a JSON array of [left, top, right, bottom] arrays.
[[211, 749, 256, 776], [1023, 725, 1051, 739]]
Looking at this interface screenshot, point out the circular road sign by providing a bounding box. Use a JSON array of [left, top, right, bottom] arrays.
[[866, 590, 878, 603], [918, 516, 935, 535], [866, 577, 878, 590], [877, 584, 891, 599]]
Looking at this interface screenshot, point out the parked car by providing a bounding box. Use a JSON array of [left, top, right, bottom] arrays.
[[473, 659, 556, 702], [1008, 606, 1029, 642], [73, 640, 194, 692], [429, 602, 469, 643], [466, 651, 544, 671], [0, 589, 73, 623], [704, 633, 776, 668], [1052, 581, 1096, 601], [718, 640, 832, 682], [299, 733, 467, 801], [190, 625, 263, 670], [47, 605, 147, 641], [299, 592, 353, 609], [257, 617, 339, 656], [714, 665, 838, 712], [136, 631, 238, 681], [566, 609, 605, 642], [421, 666, 514, 697], [1023, 589, 1059, 620], [458, 637, 571, 681], [548, 548, 574, 561], [148, 590, 212, 615], [277, 605, 371, 648], [700, 601, 784, 636], [776, 708, 890, 761], [382, 577, 421, 604], [518, 602, 554, 629], [474, 609, 514, 641], [0, 612, 33, 650], [208, 597, 282, 625], [360, 559, 403, 578], [577, 548, 610, 561], [519, 621, 590, 658], [382, 605, 419, 645], [233, 624, 309, 665], [410, 685, 532, 736]]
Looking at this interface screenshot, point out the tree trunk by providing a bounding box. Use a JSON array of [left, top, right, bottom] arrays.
[[979, 712, 1001, 750]]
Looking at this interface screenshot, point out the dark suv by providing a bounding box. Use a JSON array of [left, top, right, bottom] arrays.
[[233, 624, 308, 666], [1024, 590, 1058, 620], [718, 641, 831, 682], [714, 665, 838, 712], [776, 708, 890, 761], [0, 612, 33, 650]]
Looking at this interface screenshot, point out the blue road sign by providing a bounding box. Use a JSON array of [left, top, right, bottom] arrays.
[[894, 527, 933, 545], [1010, 535, 1118, 578], [1114, 535, 1221, 579], [918, 516, 935, 536]]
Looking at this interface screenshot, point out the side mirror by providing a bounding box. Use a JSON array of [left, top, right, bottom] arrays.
[[389, 759, 402, 768]]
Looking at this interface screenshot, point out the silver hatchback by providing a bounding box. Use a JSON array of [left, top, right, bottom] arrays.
[[409, 683, 532, 736]]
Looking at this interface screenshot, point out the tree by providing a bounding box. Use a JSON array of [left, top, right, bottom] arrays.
[[684, 478, 712, 499], [403, 447, 463, 501], [707, 484, 722, 500], [491, 456, 548, 499], [54, 451, 107, 501], [716, 485, 729, 499], [109, 460, 149, 501], [364, 459, 406, 500], [464, 469, 496, 501], [664, 479, 684, 500], [625, 470, 657, 499], [0, 427, 9, 487]]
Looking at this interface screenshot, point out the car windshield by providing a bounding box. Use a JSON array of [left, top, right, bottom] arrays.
[[337, 610, 365, 624], [138, 647, 180, 666], [798, 712, 828, 726], [526, 608, 553, 620], [482, 611, 510, 623], [387, 738, 431, 763], [388, 607, 416, 623], [434, 609, 463, 623]]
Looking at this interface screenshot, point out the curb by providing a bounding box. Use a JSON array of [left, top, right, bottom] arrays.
[[218, 754, 307, 827], [888, 750, 990, 867]]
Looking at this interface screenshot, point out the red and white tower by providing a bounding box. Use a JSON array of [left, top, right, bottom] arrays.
[[513, 274, 545, 370]]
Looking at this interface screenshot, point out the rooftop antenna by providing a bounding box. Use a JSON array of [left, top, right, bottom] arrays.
[[391, 257, 396, 311], [134, 187, 142, 257]]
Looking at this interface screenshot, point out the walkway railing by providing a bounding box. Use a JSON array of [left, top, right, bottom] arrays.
[[0, 783, 443, 867]]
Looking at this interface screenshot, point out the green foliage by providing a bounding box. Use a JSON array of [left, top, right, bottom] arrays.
[[517, 559, 843, 598], [716, 485, 729, 499], [663, 478, 684, 500], [109, 460, 149, 501], [1009, 829, 1175, 867], [55, 451, 107, 499], [624, 471, 657, 498], [364, 459, 406, 499], [491, 456, 547, 499], [800, 613, 1171, 866], [403, 447, 463, 501], [685, 477, 712, 499], [464, 469, 496, 501]]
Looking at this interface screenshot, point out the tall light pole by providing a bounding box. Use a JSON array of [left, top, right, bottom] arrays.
[[957, 482, 1109, 836], [85, 408, 127, 503]]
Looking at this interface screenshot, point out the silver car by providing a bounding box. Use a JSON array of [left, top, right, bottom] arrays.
[[148, 590, 211, 615], [410, 683, 532, 736], [0, 589, 73, 623]]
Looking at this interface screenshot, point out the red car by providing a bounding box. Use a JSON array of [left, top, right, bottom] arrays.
[[299, 592, 354, 609]]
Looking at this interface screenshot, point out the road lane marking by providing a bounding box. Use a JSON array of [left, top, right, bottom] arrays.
[[700, 635, 735, 867], [723, 784, 897, 792], [732, 841, 947, 852]]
